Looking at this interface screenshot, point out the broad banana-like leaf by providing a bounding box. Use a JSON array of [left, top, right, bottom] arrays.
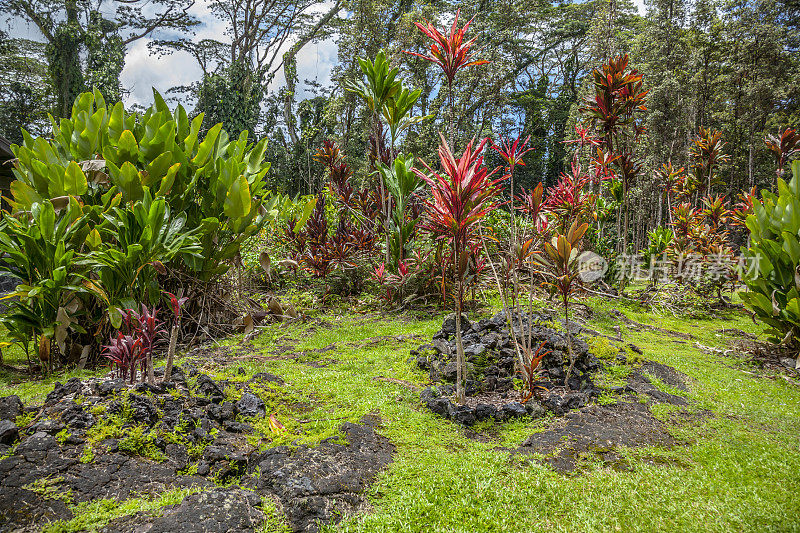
[[242, 313, 254, 335], [268, 297, 283, 319], [224, 174, 251, 220], [64, 161, 88, 196], [85, 229, 102, 250]]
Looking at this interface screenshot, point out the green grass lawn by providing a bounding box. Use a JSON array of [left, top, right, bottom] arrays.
[[3, 296, 800, 532]]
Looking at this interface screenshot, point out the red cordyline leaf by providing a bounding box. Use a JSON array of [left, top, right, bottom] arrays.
[[404, 8, 489, 85], [491, 133, 533, 169], [543, 162, 593, 223], [563, 125, 601, 148], [164, 292, 188, 318], [416, 134, 505, 251]]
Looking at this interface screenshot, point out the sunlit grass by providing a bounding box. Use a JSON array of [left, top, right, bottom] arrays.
[[2, 299, 799, 532]]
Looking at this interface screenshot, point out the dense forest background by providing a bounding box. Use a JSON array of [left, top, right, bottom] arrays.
[[2, 0, 799, 250]]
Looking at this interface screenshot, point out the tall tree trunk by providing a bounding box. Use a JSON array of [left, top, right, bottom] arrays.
[[282, 1, 343, 148]]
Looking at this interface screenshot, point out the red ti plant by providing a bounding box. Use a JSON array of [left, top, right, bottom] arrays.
[[314, 140, 354, 201], [163, 292, 188, 383], [654, 162, 685, 224], [492, 133, 533, 203], [405, 8, 488, 142], [565, 125, 602, 187], [543, 163, 594, 233], [520, 342, 551, 404], [615, 152, 643, 250], [690, 127, 729, 199], [121, 305, 164, 385], [564, 124, 601, 152], [490, 133, 532, 307], [765, 128, 800, 183], [590, 147, 619, 190], [416, 135, 505, 403], [515, 182, 548, 232], [731, 186, 756, 229], [579, 55, 647, 250], [536, 221, 589, 387], [103, 332, 144, 384], [580, 55, 647, 154]]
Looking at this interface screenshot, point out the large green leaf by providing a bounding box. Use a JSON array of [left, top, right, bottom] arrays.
[[224, 174, 252, 220], [64, 161, 88, 196]]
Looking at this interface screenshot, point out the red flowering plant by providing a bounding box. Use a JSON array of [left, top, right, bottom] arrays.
[[589, 147, 619, 189], [415, 135, 505, 403], [731, 186, 756, 229], [405, 8, 489, 140], [690, 127, 729, 198], [489, 132, 534, 297], [103, 304, 165, 384], [491, 132, 533, 241], [371, 247, 442, 306], [564, 125, 601, 172], [579, 55, 648, 252], [514, 183, 547, 230]]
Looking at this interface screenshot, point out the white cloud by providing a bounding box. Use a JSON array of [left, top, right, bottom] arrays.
[[120, 0, 339, 107], [121, 39, 204, 106]]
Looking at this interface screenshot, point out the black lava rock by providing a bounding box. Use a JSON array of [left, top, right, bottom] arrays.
[[564, 392, 588, 410], [60, 404, 95, 430], [250, 372, 284, 386], [541, 395, 566, 415], [440, 313, 472, 337], [0, 395, 23, 421], [45, 377, 83, 405], [128, 394, 158, 426], [428, 397, 453, 418], [450, 405, 476, 426], [0, 419, 19, 444], [98, 379, 125, 396], [29, 418, 66, 435], [223, 421, 253, 433], [236, 392, 265, 418], [474, 403, 497, 421], [207, 401, 236, 422], [196, 374, 225, 403], [502, 402, 528, 419]]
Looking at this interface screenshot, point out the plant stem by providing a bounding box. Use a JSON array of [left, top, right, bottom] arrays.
[[163, 319, 179, 383], [147, 348, 155, 385], [563, 295, 574, 387], [447, 81, 454, 148], [454, 242, 465, 404]]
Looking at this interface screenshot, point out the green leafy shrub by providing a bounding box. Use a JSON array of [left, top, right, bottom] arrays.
[[740, 160, 800, 349], [9, 88, 273, 282], [0, 89, 274, 368]]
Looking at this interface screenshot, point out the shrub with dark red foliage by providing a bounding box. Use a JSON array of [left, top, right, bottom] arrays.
[[104, 304, 166, 384], [103, 332, 144, 383]]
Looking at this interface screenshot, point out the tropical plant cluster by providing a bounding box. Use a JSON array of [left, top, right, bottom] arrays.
[[0, 89, 275, 372], [1, 4, 799, 388]]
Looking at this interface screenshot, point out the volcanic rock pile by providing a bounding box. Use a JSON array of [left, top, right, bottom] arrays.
[[412, 311, 604, 425], [0, 367, 394, 532]]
